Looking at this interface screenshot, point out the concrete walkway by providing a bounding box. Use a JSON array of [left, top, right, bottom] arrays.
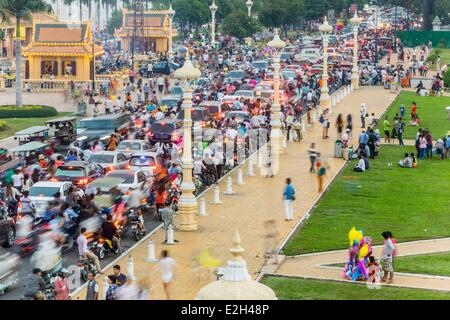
[[273, 238, 450, 292], [71, 86, 397, 300]]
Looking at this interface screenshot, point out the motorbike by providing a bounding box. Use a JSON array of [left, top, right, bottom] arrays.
[[128, 209, 146, 241]]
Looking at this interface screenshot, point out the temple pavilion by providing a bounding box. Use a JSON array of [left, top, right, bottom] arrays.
[[114, 9, 176, 53], [22, 21, 104, 81]]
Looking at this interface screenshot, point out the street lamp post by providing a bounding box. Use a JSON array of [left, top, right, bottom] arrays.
[[267, 29, 286, 172], [350, 12, 362, 90], [174, 56, 201, 231], [319, 16, 332, 110], [246, 0, 253, 17], [167, 4, 175, 59], [209, 0, 218, 46]]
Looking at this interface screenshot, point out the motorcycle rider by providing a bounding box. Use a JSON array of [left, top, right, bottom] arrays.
[[100, 213, 123, 254], [77, 227, 103, 274], [22, 268, 46, 300]]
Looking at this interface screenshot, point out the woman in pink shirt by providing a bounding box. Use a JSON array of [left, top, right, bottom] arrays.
[[418, 134, 427, 160], [54, 269, 70, 300]]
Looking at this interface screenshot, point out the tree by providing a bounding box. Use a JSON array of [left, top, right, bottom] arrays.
[[172, 0, 209, 37], [106, 8, 122, 35], [258, 0, 303, 35], [221, 11, 260, 39], [0, 0, 52, 108]]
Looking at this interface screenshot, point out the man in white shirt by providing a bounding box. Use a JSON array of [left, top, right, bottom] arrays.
[[353, 155, 366, 172], [77, 227, 102, 273], [360, 103, 367, 128], [12, 168, 24, 191]]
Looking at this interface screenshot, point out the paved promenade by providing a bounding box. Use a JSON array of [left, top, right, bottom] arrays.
[[72, 86, 397, 300]]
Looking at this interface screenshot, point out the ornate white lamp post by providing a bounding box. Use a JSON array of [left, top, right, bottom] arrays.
[[174, 57, 201, 231], [209, 0, 218, 46], [319, 16, 332, 109], [246, 0, 253, 17], [267, 29, 286, 172], [350, 12, 362, 90], [167, 4, 175, 59]]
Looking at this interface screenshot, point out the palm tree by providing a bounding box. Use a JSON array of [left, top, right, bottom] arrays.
[[0, 0, 52, 108]]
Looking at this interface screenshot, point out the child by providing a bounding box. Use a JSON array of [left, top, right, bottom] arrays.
[[366, 256, 381, 284]]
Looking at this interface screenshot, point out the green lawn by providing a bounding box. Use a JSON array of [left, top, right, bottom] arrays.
[[283, 145, 450, 256], [0, 112, 72, 140], [262, 276, 450, 300], [373, 91, 450, 140], [431, 48, 450, 66]]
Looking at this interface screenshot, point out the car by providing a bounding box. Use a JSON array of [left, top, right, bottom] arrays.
[[106, 170, 149, 193], [280, 52, 292, 63], [0, 208, 15, 247], [251, 60, 269, 72], [116, 140, 153, 156], [280, 69, 296, 81], [0, 248, 20, 293], [225, 70, 246, 84], [87, 151, 130, 173], [152, 60, 180, 75], [234, 90, 255, 100], [158, 96, 181, 110], [198, 101, 231, 120], [28, 181, 84, 217], [128, 152, 159, 174], [149, 119, 181, 144], [169, 86, 183, 99], [52, 161, 104, 188], [225, 111, 250, 123]]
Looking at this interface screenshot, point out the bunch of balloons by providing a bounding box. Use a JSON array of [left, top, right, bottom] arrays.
[[342, 227, 373, 281]]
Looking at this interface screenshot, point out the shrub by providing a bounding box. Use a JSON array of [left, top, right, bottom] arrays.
[[426, 54, 437, 63], [0, 120, 9, 131], [444, 70, 450, 88], [437, 38, 448, 49], [0, 105, 57, 119]]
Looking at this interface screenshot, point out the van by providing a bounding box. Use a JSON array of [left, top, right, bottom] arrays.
[[76, 113, 130, 144]]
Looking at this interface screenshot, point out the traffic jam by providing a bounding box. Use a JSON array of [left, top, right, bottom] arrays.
[[0, 8, 396, 299]]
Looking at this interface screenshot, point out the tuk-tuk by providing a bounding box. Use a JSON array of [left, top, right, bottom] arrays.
[[45, 116, 77, 149], [14, 126, 49, 145], [85, 177, 126, 209], [8, 141, 48, 166]]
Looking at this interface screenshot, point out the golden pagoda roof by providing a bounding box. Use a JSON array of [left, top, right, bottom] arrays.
[[115, 8, 177, 38], [23, 21, 104, 57]]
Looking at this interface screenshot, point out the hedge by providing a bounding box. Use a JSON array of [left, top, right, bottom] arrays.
[[0, 105, 57, 118], [444, 70, 450, 88]]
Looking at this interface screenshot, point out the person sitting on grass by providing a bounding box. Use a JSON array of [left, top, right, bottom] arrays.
[[398, 153, 412, 168], [410, 153, 417, 168], [353, 154, 365, 172]]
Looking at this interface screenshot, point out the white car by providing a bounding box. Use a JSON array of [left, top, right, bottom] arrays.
[[87, 151, 129, 173], [234, 90, 255, 100], [106, 170, 149, 193], [29, 181, 84, 217], [116, 139, 153, 156], [128, 152, 159, 174]]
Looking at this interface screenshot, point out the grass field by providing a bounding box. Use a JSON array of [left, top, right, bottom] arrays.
[[373, 91, 450, 140], [283, 145, 450, 256], [0, 112, 72, 140], [262, 276, 450, 300]]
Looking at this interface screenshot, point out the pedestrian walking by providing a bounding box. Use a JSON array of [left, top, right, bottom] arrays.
[[282, 178, 295, 221], [307, 143, 319, 173], [360, 103, 367, 128], [380, 231, 395, 283], [157, 250, 177, 300]]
